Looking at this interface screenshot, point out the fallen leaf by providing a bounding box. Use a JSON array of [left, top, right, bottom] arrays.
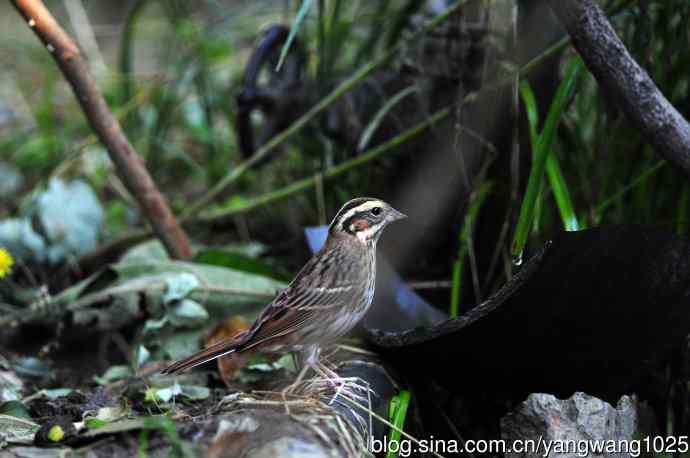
[[12, 358, 53, 380], [0, 369, 23, 402], [208, 416, 258, 458], [94, 365, 133, 385], [0, 400, 32, 419], [168, 299, 209, 327], [80, 418, 145, 438], [208, 430, 249, 458], [0, 414, 39, 444], [163, 272, 200, 303], [205, 317, 251, 387], [145, 383, 181, 404]]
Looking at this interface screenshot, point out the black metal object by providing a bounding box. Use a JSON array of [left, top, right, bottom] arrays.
[[366, 226, 690, 426], [235, 25, 308, 159]]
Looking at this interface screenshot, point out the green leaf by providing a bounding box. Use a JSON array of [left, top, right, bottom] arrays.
[[386, 390, 411, 458], [81, 418, 145, 438], [358, 85, 419, 151], [41, 388, 73, 400], [276, 0, 314, 71], [595, 160, 666, 222], [512, 57, 584, 261], [50, 259, 285, 330], [168, 299, 209, 327], [141, 415, 184, 456], [157, 329, 205, 361], [120, 240, 170, 263], [83, 404, 128, 427], [521, 74, 579, 234], [179, 385, 210, 401], [85, 418, 110, 429], [519, 81, 540, 148], [546, 153, 579, 231], [35, 179, 104, 263], [13, 357, 53, 380], [163, 273, 200, 303], [214, 195, 253, 214], [450, 182, 492, 317], [148, 384, 181, 403], [0, 414, 40, 444], [94, 365, 133, 385], [0, 400, 32, 420], [195, 249, 288, 282], [0, 369, 23, 402]]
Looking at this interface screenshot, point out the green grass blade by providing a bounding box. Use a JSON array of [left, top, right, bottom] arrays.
[[119, 0, 149, 106], [519, 81, 540, 148], [537, 57, 583, 166], [546, 154, 579, 231], [357, 85, 418, 151], [594, 160, 666, 221], [521, 73, 580, 233], [450, 251, 466, 318], [519, 80, 544, 234], [450, 182, 492, 317], [201, 107, 451, 220], [276, 0, 313, 71], [386, 390, 411, 458], [512, 58, 584, 262]]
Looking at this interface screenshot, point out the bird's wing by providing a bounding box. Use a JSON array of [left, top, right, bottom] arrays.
[[161, 244, 362, 373], [238, 279, 360, 352]]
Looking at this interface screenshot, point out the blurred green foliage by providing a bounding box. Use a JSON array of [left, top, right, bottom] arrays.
[[0, 0, 422, 240], [0, 0, 688, 295]]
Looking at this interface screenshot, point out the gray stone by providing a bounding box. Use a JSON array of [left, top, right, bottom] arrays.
[[501, 392, 653, 458]]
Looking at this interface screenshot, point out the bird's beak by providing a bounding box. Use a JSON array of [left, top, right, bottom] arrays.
[[388, 208, 407, 222]]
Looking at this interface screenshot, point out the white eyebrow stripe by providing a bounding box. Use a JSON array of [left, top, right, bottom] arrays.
[[335, 201, 382, 229]]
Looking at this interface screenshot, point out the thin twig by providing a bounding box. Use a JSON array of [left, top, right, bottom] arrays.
[[11, 0, 192, 259], [200, 108, 452, 221]]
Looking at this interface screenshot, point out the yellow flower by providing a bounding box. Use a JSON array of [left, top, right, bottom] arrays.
[[0, 248, 14, 279]]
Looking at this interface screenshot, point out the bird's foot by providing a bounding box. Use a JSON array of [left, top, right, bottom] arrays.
[[310, 362, 370, 405]]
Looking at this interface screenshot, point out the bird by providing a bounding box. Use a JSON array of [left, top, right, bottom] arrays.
[[161, 197, 406, 387]]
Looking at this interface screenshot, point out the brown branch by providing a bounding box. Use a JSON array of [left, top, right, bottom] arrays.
[[547, 0, 690, 178], [11, 0, 192, 259]]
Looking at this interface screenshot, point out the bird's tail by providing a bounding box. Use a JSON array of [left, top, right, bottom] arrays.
[[160, 339, 240, 375]]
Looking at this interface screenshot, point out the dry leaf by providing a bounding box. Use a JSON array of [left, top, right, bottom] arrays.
[[205, 316, 251, 387]]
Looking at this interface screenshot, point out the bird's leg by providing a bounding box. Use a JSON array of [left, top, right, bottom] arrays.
[[309, 356, 370, 405], [281, 347, 320, 402], [281, 347, 368, 407]]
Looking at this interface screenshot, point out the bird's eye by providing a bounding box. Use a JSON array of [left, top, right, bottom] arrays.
[[370, 207, 382, 216]]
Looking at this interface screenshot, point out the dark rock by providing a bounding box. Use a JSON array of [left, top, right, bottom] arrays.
[[501, 392, 657, 458]]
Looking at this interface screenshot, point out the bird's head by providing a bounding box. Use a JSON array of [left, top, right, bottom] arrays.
[[328, 197, 406, 244]]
